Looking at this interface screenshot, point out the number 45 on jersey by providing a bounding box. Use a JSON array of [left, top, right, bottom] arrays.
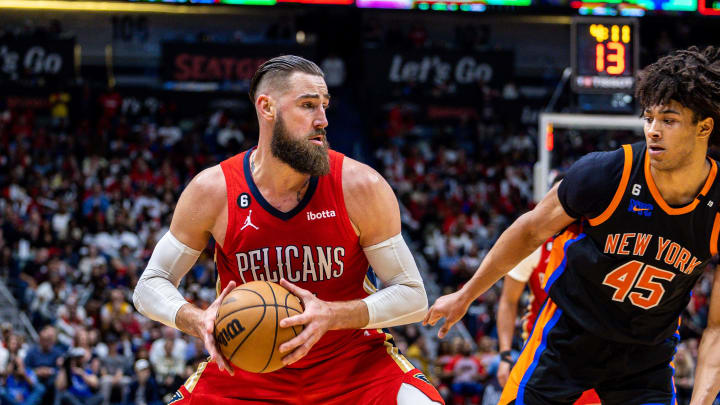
[[603, 261, 675, 310]]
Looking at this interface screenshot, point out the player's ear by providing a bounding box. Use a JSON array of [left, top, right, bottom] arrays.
[[698, 116, 713, 139], [256, 94, 275, 121]]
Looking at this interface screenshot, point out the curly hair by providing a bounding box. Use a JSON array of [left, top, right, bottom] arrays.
[[636, 46, 720, 139]]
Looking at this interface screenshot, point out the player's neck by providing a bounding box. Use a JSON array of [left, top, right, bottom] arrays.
[[250, 147, 312, 208], [650, 149, 711, 206]]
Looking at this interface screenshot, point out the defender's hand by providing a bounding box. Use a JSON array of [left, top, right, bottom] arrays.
[[201, 280, 236, 376], [278, 279, 332, 366], [497, 359, 511, 387], [423, 290, 472, 339]]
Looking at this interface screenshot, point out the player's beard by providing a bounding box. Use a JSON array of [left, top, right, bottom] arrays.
[[271, 114, 330, 176]]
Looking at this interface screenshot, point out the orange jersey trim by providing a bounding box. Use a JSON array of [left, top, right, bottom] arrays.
[[588, 145, 633, 226], [543, 227, 581, 290], [644, 151, 717, 215], [711, 213, 720, 257]]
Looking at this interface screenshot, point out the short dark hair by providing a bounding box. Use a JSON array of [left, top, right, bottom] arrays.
[[249, 55, 324, 103], [636, 46, 720, 139]]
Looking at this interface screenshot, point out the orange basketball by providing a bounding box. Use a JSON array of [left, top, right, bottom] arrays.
[[214, 281, 304, 373]]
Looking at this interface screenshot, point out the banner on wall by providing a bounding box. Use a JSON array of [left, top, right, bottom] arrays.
[[0, 38, 76, 83], [161, 42, 315, 91], [363, 49, 514, 102]]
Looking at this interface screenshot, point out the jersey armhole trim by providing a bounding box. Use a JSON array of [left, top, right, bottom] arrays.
[[710, 212, 720, 256], [333, 153, 360, 243], [588, 144, 633, 227], [218, 156, 240, 257]]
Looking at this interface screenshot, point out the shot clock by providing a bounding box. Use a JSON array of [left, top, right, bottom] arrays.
[[571, 18, 639, 94]]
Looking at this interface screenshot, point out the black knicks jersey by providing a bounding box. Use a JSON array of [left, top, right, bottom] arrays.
[[549, 142, 720, 345]]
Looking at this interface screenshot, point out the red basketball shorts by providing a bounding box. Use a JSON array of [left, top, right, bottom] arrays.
[[575, 390, 601, 405], [169, 331, 443, 405]]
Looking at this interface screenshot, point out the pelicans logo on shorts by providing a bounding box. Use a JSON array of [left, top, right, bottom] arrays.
[[168, 390, 185, 404]]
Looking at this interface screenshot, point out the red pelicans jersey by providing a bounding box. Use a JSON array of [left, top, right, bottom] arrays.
[[215, 147, 374, 368], [524, 239, 552, 339], [507, 238, 553, 341]]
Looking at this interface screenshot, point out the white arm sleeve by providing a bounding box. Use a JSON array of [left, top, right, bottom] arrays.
[[361, 233, 428, 329], [506, 246, 541, 283], [132, 232, 201, 329]]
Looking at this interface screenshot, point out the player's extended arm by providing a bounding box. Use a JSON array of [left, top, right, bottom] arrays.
[[496, 275, 525, 386], [278, 158, 427, 365], [497, 276, 525, 353], [132, 166, 236, 375], [343, 158, 428, 328], [496, 246, 539, 355], [689, 264, 720, 405], [424, 183, 574, 338]]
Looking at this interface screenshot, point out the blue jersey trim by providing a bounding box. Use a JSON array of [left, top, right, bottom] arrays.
[[517, 307, 563, 405], [366, 268, 378, 289], [544, 233, 587, 293], [520, 298, 549, 353]]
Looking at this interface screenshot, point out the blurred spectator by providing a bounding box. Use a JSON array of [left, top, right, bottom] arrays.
[[78, 245, 107, 283], [99, 89, 122, 121], [24, 326, 64, 403], [674, 341, 695, 405], [0, 339, 8, 371], [149, 328, 186, 398], [54, 347, 103, 405], [82, 184, 110, 217], [157, 118, 182, 149], [216, 121, 244, 149], [49, 91, 70, 129], [435, 338, 460, 403], [444, 340, 485, 405], [99, 334, 132, 405], [56, 296, 87, 348], [4, 334, 28, 367], [30, 265, 71, 327], [0, 355, 46, 405], [100, 289, 133, 332], [128, 359, 162, 405]]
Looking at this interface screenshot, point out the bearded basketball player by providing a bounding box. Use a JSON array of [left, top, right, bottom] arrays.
[[133, 55, 443, 404]]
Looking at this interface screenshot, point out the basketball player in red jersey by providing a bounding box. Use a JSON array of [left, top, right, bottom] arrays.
[[133, 55, 443, 404], [496, 238, 553, 386]]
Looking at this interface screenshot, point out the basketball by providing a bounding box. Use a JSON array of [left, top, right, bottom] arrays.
[[214, 281, 304, 373]]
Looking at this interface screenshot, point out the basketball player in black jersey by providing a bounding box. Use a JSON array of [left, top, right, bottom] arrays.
[[425, 46, 720, 404]]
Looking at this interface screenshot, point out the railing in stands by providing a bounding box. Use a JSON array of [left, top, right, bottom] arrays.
[[0, 279, 39, 342]]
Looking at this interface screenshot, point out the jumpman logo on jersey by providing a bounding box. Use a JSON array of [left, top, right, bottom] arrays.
[[241, 210, 259, 230]]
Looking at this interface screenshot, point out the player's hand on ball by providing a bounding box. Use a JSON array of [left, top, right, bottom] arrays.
[[277, 279, 332, 365], [423, 290, 472, 339], [201, 280, 236, 375]]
